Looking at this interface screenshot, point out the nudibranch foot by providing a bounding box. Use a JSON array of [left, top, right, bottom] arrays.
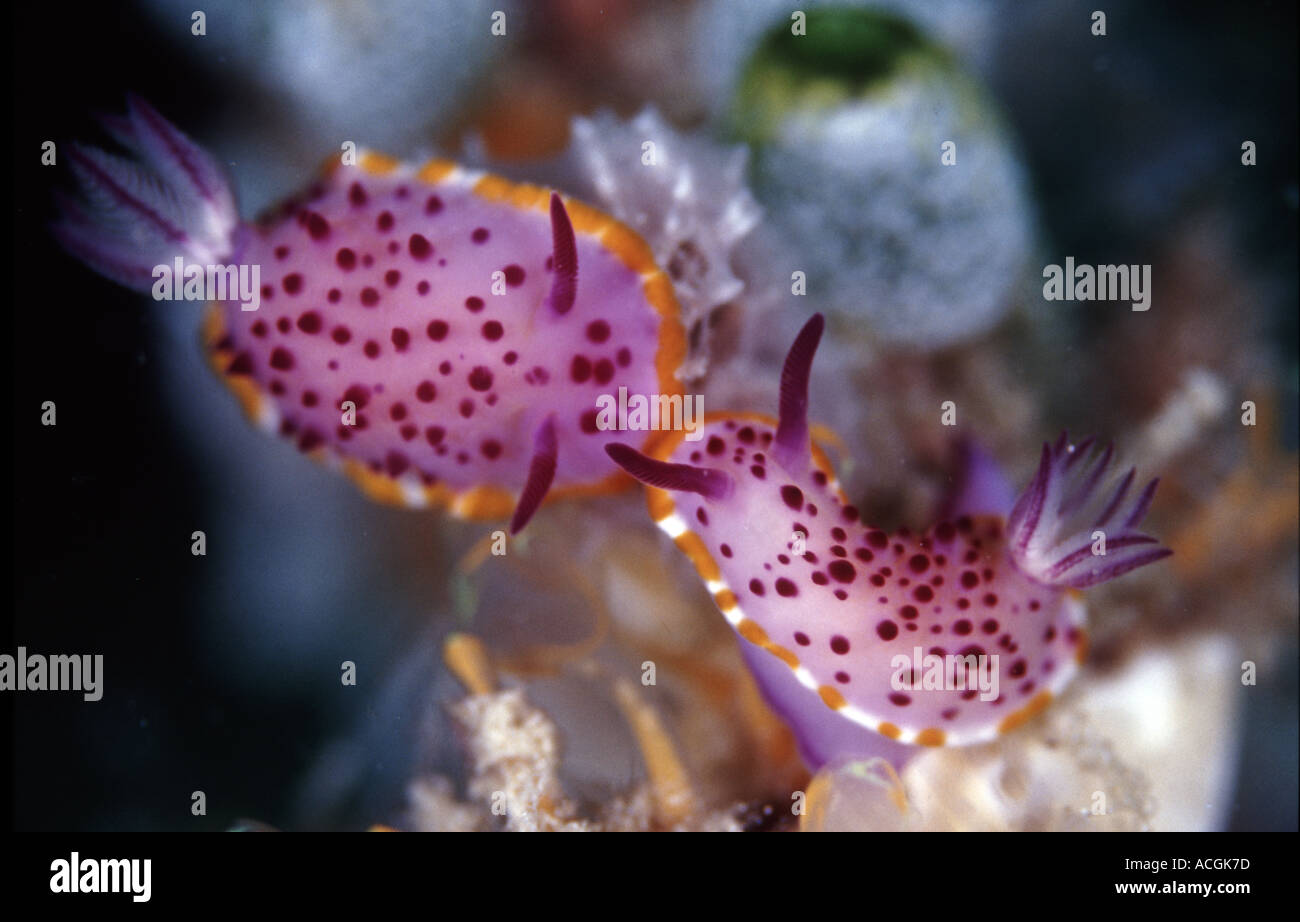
[[737, 638, 916, 770], [608, 313, 1171, 771], [936, 435, 1016, 522], [54, 98, 688, 533]]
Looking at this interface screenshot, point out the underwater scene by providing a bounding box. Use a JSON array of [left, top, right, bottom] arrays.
[[8, 0, 1297, 835]]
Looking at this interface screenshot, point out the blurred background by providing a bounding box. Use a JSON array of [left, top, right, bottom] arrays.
[[5, 0, 1296, 830]]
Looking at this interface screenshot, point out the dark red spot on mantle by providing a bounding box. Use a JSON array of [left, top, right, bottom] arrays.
[[409, 234, 432, 260], [307, 212, 330, 240], [468, 367, 493, 391], [828, 560, 856, 583]]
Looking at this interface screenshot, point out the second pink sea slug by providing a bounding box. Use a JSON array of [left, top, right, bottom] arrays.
[[607, 314, 1171, 770]]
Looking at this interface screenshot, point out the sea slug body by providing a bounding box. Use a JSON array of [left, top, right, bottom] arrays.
[[607, 314, 1171, 769], [52, 96, 686, 532]]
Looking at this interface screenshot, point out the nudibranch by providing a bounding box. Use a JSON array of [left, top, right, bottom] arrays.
[[606, 314, 1171, 769], [52, 96, 685, 532]]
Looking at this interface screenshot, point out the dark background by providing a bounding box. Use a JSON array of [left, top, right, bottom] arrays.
[[5, 1, 1297, 831]]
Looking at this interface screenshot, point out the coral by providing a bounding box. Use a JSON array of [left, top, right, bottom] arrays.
[[403, 633, 751, 832], [450, 687, 595, 832], [406, 777, 487, 833], [802, 705, 1155, 832], [570, 108, 762, 380]]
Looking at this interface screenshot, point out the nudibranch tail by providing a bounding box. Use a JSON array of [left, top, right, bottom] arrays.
[[52, 95, 241, 291], [509, 416, 559, 535], [772, 313, 825, 474], [543, 192, 578, 317], [1007, 434, 1170, 589]]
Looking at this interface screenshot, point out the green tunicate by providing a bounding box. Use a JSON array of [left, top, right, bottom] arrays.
[[726, 4, 1033, 350], [730, 7, 951, 145]]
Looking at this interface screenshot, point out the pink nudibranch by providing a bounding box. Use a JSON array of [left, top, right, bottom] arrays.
[[53, 96, 686, 532], [607, 314, 1171, 770]]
